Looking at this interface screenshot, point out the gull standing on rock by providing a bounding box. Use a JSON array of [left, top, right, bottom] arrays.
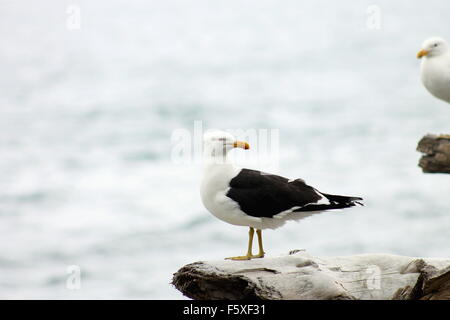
[[200, 131, 363, 260], [417, 37, 450, 104]]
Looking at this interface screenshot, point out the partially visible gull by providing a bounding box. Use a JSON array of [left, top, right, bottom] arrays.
[[200, 131, 363, 260], [417, 37, 450, 104]]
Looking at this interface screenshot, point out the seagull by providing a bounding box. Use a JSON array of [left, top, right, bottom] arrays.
[[200, 131, 363, 260], [417, 37, 450, 104]]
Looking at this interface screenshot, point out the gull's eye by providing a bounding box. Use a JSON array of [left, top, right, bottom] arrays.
[[434, 43, 439, 47]]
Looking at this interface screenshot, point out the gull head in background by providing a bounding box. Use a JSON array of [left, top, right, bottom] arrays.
[[417, 37, 450, 104], [417, 37, 449, 59]]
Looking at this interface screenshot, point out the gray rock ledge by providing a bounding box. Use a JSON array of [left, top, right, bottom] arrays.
[[417, 134, 450, 173], [172, 251, 450, 300]]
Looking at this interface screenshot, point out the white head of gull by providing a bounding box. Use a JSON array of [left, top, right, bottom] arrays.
[[202, 130, 249, 165]]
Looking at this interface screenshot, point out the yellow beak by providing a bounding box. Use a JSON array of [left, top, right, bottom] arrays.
[[233, 141, 250, 149], [417, 49, 429, 59]]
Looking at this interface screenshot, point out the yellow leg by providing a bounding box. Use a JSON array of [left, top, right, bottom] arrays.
[[251, 229, 265, 258], [225, 227, 254, 260]]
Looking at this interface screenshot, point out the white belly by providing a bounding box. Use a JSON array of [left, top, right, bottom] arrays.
[[421, 57, 450, 103]]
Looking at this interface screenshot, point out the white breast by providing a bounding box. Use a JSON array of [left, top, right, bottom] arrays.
[[200, 164, 261, 227], [421, 55, 450, 103]]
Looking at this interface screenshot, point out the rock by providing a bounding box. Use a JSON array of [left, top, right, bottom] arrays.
[[417, 134, 450, 173], [172, 251, 450, 300]]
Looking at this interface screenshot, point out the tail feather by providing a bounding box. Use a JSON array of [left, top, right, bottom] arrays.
[[322, 193, 364, 207], [293, 193, 363, 212]]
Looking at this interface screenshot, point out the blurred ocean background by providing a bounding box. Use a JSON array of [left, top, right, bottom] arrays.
[[1, 0, 449, 299]]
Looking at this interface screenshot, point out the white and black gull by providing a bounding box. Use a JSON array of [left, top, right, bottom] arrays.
[[200, 131, 363, 260]]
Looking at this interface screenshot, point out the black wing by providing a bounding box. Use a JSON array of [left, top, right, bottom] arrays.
[[226, 169, 362, 218]]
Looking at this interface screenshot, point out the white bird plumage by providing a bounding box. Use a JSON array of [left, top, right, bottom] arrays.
[[417, 37, 450, 104]]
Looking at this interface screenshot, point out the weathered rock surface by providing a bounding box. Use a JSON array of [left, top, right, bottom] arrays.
[[417, 134, 450, 173], [172, 251, 450, 300]]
